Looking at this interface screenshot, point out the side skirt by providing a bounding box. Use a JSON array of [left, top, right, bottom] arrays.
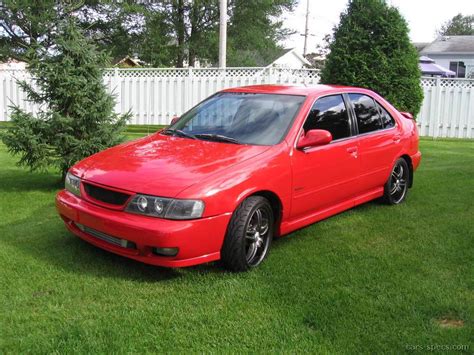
[[280, 187, 384, 236]]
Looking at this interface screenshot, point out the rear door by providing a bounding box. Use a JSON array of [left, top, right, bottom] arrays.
[[347, 93, 401, 194], [290, 94, 361, 219]]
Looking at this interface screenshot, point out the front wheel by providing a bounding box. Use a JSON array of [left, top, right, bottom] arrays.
[[221, 196, 274, 272], [383, 158, 410, 205]]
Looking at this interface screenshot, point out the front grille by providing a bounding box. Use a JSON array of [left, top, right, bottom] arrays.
[[75, 223, 136, 249], [83, 183, 131, 205]]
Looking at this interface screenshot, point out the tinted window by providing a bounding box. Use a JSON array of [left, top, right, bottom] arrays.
[[377, 103, 396, 129], [349, 94, 383, 134], [303, 95, 351, 140], [450, 61, 466, 78], [170, 93, 305, 145]]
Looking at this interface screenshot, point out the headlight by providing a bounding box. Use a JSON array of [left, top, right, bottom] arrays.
[[65, 172, 81, 196], [125, 194, 205, 220]]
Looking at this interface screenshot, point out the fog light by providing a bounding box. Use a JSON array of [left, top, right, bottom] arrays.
[[153, 247, 179, 257]]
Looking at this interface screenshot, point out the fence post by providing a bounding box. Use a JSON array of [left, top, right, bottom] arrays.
[[268, 67, 277, 84], [433, 77, 443, 138], [0, 71, 5, 121], [466, 85, 473, 139], [184, 67, 193, 116], [113, 67, 121, 115]]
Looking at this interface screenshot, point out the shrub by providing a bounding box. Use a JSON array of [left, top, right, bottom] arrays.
[[320, 0, 423, 116]]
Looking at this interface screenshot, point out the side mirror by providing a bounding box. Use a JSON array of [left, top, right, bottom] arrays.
[[297, 129, 332, 149], [400, 112, 414, 120], [170, 116, 179, 125]]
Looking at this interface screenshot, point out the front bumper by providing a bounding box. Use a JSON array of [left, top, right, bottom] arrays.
[[56, 190, 231, 267]]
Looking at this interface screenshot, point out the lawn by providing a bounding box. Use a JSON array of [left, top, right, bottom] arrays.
[[0, 130, 472, 353]]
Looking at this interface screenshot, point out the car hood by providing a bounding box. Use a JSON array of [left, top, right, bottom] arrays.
[[74, 133, 270, 197]]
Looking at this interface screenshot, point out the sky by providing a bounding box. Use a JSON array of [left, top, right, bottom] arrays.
[[283, 0, 474, 53]]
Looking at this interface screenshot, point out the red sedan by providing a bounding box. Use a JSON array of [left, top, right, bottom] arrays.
[[56, 85, 421, 271]]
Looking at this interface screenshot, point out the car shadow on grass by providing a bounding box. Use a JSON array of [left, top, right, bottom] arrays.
[[0, 201, 229, 281], [0, 209, 184, 282], [270, 199, 381, 250]]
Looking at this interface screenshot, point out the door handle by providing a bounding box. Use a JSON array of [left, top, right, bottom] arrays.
[[346, 147, 358, 158], [393, 135, 401, 143]]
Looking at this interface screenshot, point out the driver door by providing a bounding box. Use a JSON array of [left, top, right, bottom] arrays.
[[290, 94, 361, 219]]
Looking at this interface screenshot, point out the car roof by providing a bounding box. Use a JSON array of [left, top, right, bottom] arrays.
[[221, 84, 373, 97]]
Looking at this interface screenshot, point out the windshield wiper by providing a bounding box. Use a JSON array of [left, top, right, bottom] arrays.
[[162, 129, 197, 140], [195, 134, 241, 145]]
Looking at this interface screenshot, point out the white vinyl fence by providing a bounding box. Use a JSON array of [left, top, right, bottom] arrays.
[[1, 68, 473, 138], [418, 77, 473, 139]]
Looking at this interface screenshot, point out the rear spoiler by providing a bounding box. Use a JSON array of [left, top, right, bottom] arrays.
[[400, 112, 414, 120]]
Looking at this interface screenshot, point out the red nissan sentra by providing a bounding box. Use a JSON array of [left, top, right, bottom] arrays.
[[56, 85, 421, 271]]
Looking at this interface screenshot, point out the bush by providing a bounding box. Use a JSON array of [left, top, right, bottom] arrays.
[[320, 0, 423, 116], [1, 21, 130, 180]]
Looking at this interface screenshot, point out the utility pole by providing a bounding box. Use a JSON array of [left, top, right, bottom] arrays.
[[303, 0, 310, 56], [219, 0, 227, 68]]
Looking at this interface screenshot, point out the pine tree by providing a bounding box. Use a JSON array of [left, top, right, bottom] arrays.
[[321, 0, 423, 116], [1, 21, 129, 180]]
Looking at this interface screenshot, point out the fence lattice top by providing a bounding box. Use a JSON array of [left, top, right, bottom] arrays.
[[101, 67, 321, 79], [3, 68, 473, 88], [421, 77, 474, 88]]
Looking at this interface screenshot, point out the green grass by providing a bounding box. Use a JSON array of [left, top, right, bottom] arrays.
[[0, 138, 473, 353]]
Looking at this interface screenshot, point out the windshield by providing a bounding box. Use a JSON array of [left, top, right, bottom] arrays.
[[165, 92, 305, 145]]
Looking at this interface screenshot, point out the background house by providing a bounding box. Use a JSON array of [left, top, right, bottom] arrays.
[[113, 56, 145, 68], [420, 36, 474, 78], [266, 48, 310, 69]]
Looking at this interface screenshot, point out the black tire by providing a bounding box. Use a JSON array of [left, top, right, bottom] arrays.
[[382, 158, 410, 205], [221, 196, 274, 272]]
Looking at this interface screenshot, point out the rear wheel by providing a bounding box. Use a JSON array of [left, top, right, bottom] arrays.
[[221, 196, 274, 272], [383, 158, 410, 205]]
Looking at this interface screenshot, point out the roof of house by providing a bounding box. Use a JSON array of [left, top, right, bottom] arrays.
[[113, 56, 144, 67], [269, 48, 293, 62], [413, 42, 430, 52], [266, 48, 311, 67], [421, 36, 474, 55]]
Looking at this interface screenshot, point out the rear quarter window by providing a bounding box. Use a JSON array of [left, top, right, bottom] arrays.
[[377, 103, 396, 129], [348, 94, 383, 134]]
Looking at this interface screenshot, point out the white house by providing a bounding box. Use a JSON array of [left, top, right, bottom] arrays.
[[420, 36, 474, 78], [266, 48, 310, 69]]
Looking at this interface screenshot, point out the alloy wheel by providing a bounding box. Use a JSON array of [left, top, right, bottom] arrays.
[[390, 161, 408, 204], [245, 207, 271, 267]]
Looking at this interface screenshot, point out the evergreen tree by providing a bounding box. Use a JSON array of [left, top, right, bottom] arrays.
[[321, 0, 423, 116], [1, 21, 129, 180]]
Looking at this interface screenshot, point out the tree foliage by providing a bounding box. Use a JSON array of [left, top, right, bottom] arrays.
[[321, 0, 423, 116], [1, 21, 129, 179], [0, 0, 297, 67], [437, 14, 474, 36], [0, 0, 91, 61], [227, 0, 296, 66]]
